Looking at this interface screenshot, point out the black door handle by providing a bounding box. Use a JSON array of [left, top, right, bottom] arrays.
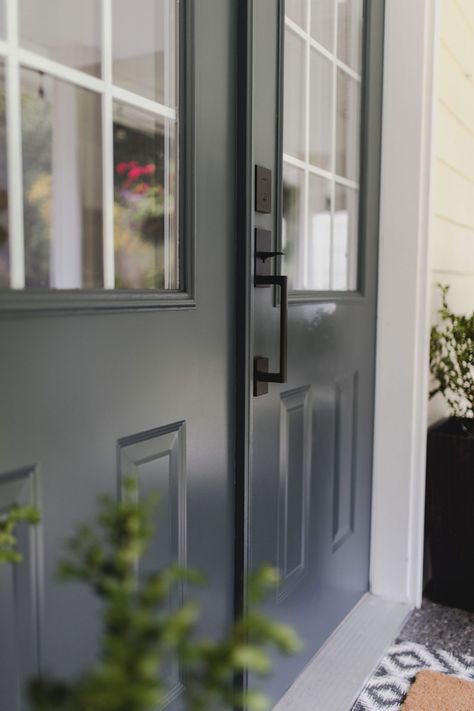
[[254, 274, 288, 396]]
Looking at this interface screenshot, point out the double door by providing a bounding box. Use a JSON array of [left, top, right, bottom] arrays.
[[0, 1, 383, 707]]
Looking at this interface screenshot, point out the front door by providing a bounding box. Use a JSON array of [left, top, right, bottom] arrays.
[[248, 0, 385, 701], [0, 1, 237, 708]]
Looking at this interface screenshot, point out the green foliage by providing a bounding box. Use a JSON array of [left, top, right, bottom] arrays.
[[28, 479, 301, 711], [430, 284, 474, 420], [0, 504, 40, 564]]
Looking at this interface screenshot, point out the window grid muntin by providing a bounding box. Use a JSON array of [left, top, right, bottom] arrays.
[[1, 0, 179, 291], [284, 1, 362, 292]]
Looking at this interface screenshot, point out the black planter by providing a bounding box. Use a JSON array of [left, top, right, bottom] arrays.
[[425, 417, 474, 612]]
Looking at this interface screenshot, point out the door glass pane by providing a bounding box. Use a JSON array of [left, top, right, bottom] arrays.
[[336, 69, 360, 181], [284, 28, 306, 160], [309, 49, 332, 171], [337, 0, 363, 71], [334, 184, 358, 290], [307, 174, 331, 290], [113, 102, 178, 290], [19, 0, 101, 76], [282, 164, 305, 292], [311, 0, 334, 51], [286, 0, 307, 29], [284, 0, 364, 293], [0, 2, 5, 40], [22, 68, 103, 288], [0, 64, 7, 287], [112, 0, 177, 106]]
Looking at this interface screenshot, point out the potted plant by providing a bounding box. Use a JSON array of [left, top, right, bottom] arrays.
[[426, 284, 474, 611]]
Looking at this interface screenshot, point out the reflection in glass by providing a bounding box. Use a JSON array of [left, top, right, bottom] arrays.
[[113, 103, 177, 290], [113, 0, 177, 106], [336, 70, 360, 181], [337, 0, 363, 71], [307, 174, 331, 290], [286, 0, 307, 29], [282, 164, 305, 292], [0, 64, 7, 287], [311, 0, 334, 51], [334, 184, 358, 290], [22, 69, 103, 288], [19, 0, 101, 76], [309, 49, 332, 170], [284, 28, 306, 161], [0, 1, 5, 40]]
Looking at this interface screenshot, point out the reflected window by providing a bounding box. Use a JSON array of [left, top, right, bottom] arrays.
[[19, 0, 102, 77], [22, 69, 103, 289], [282, 0, 363, 292], [113, 103, 177, 290]]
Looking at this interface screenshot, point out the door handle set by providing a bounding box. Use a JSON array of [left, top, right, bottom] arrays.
[[253, 228, 288, 397]]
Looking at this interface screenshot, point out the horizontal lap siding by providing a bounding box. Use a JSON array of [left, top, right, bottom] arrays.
[[429, 0, 474, 422]]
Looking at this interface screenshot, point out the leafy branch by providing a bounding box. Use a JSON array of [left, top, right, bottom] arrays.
[[28, 479, 301, 711], [0, 504, 40, 564], [430, 284, 474, 420]]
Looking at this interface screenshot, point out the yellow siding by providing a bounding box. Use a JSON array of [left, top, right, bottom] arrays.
[[429, 0, 474, 422]]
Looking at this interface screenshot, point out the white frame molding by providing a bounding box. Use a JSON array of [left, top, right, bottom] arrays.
[[370, 0, 439, 607]]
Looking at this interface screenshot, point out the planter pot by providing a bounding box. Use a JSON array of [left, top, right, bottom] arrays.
[[425, 417, 474, 612]]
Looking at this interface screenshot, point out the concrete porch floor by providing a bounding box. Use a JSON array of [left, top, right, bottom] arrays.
[[272, 597, 474, 710]]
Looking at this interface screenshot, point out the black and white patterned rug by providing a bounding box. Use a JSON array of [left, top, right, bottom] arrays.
[[352, 641, 474, 710]]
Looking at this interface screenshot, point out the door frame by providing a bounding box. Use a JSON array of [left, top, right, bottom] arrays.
[[370, 0, 439, 608]]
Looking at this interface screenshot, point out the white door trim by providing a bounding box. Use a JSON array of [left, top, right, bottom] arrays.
[[370, 0, 440, 606]]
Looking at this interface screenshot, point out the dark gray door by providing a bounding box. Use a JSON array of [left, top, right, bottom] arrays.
[[0, 1, 237, 708], [248, 0, 384, 701]]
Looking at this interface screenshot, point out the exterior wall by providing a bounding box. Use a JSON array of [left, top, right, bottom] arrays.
[[430, 0, 474, 422]]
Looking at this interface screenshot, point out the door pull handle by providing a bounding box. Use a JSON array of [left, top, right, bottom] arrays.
[[254, 274, 288, 396]]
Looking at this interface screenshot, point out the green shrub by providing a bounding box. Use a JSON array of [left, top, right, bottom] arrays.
[[0, 504, 40, 564], [430, 284, 474, 420], [24, 479, 301, 711]]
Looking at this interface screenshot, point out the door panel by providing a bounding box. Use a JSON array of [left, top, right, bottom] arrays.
[[0, 1, 237, 707], [249, 0, 384, 701]]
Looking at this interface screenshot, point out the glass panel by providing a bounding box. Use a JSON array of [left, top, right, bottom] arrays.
[[113, 0, 177, 106], [307, 174, 332, 290], [336, 69, 360, 181], [113, 102, 178, 290], [334, 184, 358, 290], [311, 0, 334, 51], [0, 1, 5, 40], [284, 28, 306, 160], [22, 69, 103, 288], [337, 0, 363, 72], [286, 0, 307, 29], [282, 163, 305, 292], [309, 49, 332, 171], [19, 0, 101, 77], [0, 64, 7, 287]]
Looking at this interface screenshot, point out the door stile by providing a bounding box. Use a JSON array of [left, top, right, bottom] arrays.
[[234, 0, 253, 626]]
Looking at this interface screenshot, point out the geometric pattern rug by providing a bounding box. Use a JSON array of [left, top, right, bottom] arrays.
[[352, 641, 474, 710]]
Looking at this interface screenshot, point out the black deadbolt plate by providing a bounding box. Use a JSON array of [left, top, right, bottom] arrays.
[[255, 165, 272, 214]]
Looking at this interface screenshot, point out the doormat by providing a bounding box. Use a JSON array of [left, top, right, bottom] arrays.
[[352, 641, 474, 711], [401, 669, 474, 710]]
